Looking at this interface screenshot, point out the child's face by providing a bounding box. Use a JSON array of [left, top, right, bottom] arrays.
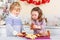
[[11, 6, 20, 16], [31, 11, 39, 20]]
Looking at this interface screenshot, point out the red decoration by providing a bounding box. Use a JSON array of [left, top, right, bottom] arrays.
[[33, 1, 42, 5], [20, 0, 50, 5], [27, 0, 33, 4], [46, 0, 50, 3], [42, 0, 50, 4], [20, 0, 26, 1]]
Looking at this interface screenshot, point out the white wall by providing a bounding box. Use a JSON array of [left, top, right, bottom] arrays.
[[19, 0, 60, 26]]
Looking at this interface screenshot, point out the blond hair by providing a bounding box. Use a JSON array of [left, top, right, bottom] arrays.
[[9, 2, 20, 12]]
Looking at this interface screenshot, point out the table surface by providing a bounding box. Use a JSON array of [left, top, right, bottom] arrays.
[[0, 25, 60, 40], [0, 36, 60, 40], [0, 37, 50, 40]]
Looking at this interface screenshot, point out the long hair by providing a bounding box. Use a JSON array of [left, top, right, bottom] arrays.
[[31, 7, 43, 22]]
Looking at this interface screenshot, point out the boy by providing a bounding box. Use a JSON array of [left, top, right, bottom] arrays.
[[5, 2, 24, 37]]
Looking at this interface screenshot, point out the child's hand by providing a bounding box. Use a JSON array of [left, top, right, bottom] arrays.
[[33, 25, 42, 29], [17, 33, 23, 37], [17, 32, 26, 37]]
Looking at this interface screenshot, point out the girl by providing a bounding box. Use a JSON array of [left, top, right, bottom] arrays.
[[31, 7, 48, 36]]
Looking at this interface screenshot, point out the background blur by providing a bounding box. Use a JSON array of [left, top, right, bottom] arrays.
[[0, 0, 60, 40]]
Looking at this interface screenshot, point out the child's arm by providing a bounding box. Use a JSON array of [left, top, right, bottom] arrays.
[[5, 17, 19, 36], [12, 20, 26, 36], [16, 20, 26, 37], [31, 23, 42, 30], [31, 18, 46, 30], [41, 19, 47, 30]]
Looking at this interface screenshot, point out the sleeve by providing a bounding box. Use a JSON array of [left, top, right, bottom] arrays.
[[41, 19, 47, 31], [5, 17, 18, 35], [41, 15, 47, 26], [20, 20, 25, 33], [43, 19, 46, 26]]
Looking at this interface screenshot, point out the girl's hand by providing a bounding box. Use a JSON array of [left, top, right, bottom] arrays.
[[33, 25, 42, 29]]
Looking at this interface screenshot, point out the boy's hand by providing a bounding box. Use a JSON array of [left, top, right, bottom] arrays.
[[17, 32, 26, 37], [17, 33, 23, 37]]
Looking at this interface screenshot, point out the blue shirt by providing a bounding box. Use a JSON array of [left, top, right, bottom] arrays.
[[5, 13, 23, 36]]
